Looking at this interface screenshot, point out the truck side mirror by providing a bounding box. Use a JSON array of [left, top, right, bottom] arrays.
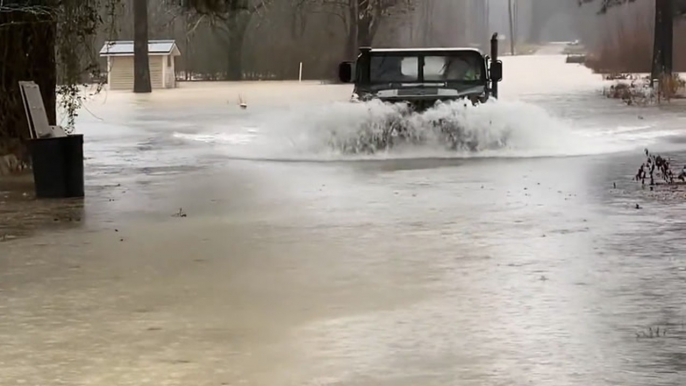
[[490, 60, 503, 82], [338, 61, 353, 83]]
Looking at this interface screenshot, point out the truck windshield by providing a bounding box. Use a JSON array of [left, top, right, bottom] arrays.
[[369, 53, 484, 83]]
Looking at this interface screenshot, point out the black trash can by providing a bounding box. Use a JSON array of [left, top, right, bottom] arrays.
[[28, 134, 84, 198]]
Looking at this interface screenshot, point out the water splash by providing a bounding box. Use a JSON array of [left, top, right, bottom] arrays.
[[172, 98, 645, 161]]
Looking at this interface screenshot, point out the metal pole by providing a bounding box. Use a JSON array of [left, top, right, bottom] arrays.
[[490, 33, 499, 99]]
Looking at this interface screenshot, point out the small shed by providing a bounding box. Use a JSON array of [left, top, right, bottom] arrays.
[[99, 40, 181, 90]]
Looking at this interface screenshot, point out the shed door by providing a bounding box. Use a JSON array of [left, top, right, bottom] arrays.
[[109, 56, 134, 90], [150, 56, 164, 89]]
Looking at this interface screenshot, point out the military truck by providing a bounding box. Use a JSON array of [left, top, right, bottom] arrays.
[[337, 33, 503, 112], [329, 34, 505, 153]]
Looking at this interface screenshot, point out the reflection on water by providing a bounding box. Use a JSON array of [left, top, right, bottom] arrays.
[[0, 177, 85, 239], [1, 50, 686, 385]]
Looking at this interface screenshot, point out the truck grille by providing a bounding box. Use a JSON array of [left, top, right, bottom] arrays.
[[397, 88, 439, 96]]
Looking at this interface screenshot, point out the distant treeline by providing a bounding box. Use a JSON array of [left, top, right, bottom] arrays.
[[85, 0, 671, 82], [91, 0, 477, 82]]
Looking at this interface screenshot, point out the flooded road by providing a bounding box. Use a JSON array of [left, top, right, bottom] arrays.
[[3, 50, 686, 385]]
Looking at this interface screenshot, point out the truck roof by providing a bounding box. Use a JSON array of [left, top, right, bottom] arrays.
[[367, 47, 483, 54]]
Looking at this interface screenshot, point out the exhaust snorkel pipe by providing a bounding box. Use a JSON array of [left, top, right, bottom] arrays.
[[490, 33, 499, 99]]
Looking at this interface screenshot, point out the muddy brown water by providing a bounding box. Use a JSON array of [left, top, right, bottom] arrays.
[[2, 48, 686, 385]]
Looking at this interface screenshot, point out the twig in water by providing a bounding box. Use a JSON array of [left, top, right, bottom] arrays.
[[172, 208, 187, 218]]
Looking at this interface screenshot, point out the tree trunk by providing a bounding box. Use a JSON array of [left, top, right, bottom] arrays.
[[508, 0, 516, 55], [651, 0, 662, 82], [529, 4, 542, 43], [0, 1, 56, 141], [652, 0, 674, 83], [225, 12, 250, 81], [357, 17, 373, 48], [227, 33, 244, 81], [471, 0, 489, 49], [662, 0, 673, 76], [133, 0, 152, 93], [345, 25, 357, 58], [420, 1, 432, 46], [344, 1, 358, 59], [357, 1, 380, 49]]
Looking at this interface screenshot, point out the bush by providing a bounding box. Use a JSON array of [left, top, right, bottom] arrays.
[[657, 73, 686, 102], [603, 73, 686, 105], [603, 79, 655, 106]]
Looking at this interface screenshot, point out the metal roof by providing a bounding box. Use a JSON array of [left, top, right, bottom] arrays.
[[368, 47, 483, 54], [99, 40, 181, 56]]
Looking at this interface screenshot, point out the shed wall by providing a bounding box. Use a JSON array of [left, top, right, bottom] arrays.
[[108, 55, 165, 90]]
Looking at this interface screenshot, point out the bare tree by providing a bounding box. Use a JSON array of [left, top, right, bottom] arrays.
[[1, 0, 120, 137], [0, 1, 56, 140], [579, 0, 686, 83], [302, 0, 413, 58], [180, 0, 269, 80], [87, 0, 454, 82]]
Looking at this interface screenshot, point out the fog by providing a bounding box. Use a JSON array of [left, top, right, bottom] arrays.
[[91, 0, 652, 81], [397, 0, 586, 49]]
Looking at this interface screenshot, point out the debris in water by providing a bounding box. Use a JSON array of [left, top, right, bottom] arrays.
[[238, 94, 248, 109], [173, 208, 187, 218]]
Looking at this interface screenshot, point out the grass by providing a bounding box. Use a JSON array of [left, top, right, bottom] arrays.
[[657, 72, 686, 102], [602, 73, 686, 106]]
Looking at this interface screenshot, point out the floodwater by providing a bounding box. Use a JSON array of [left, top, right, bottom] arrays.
[[2, 46, 686, 385]]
